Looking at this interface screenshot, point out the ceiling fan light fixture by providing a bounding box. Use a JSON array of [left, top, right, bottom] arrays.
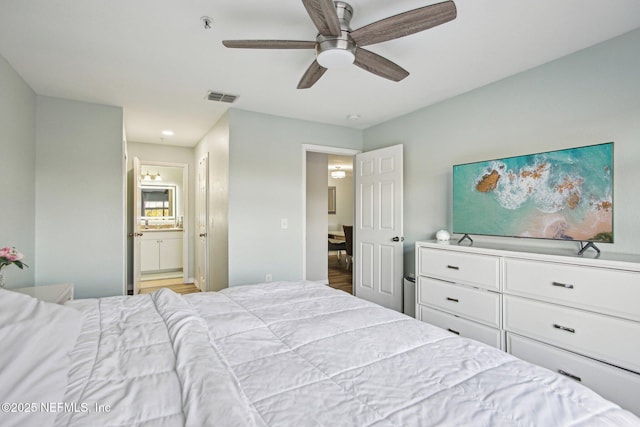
[[316, 33, 356, 69], [317, 48, 355, 69]]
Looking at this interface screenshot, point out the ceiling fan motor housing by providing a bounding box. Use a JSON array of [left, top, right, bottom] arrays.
[[315, 1, 355, 68]]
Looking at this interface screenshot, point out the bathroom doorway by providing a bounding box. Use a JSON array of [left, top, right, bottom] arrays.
[[133, 158, 189, 295]]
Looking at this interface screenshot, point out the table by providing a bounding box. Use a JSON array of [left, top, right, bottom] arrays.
[[328, 230, 345, 241], [13, 283, 74, 304]]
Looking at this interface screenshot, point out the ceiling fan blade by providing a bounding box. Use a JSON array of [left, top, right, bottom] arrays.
[[301, 0, 342, 37], [351, 0, 457, 47], [354, 48, 409, 82], [222, 40, 316, 49], [297, 60, 327, 89]]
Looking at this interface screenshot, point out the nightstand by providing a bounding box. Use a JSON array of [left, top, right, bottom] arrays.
[[13, 283, 74, 304]]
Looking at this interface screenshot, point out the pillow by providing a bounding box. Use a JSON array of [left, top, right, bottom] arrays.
[[0, 288, 83, 427]]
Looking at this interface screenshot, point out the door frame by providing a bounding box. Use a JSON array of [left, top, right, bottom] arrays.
[[133, 159, 189, 289], [301, 144, 360, 281]]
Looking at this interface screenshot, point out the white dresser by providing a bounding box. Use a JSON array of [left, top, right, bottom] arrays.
[[415, 240, 640, 415]]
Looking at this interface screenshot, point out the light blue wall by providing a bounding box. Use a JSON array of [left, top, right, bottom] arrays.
[[228, 109, 362, 285], [0, 55, 36, 287], [35, 96, 125, 298], [364, 29, 640, 275]]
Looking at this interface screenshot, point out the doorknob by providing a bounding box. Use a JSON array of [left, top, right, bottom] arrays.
[[392, 236, 404, 242], [199, 233, 207, 237]]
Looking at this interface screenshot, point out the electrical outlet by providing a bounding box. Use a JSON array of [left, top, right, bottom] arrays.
[[265, 273, 272, 282]]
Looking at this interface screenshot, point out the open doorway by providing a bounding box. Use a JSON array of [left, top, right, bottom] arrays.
[[327, 154, 354, 293], [132, 159, 193, 295], [302, 145, 359, 294]]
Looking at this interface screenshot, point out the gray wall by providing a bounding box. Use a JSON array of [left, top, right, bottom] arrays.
[[363, 28, 640, 275], [328, 171, 354, 232], [306, 152, 328, 282], [126, 142, 196, 287], [35, 96, 125, 298], [0, 55, 36, 287], [228, 109, 362, 286]]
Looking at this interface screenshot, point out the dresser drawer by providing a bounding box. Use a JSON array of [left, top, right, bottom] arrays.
[[418, 277, 501, 328], [417, 247, 500, 291], [508, 333, 640, 416], [504, 258, 640, 321], [504, 295, 640, 373], [420, 306, 503, 349]]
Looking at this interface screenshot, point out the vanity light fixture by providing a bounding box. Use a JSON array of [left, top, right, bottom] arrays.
[[162, 130, 174, 137], [142, 171, 162, 181], [331, 167, 346, 179]]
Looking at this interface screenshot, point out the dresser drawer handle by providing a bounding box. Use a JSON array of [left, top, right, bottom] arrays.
[[553, 324, 575, 334], [446, 297, 459, 303], [446, 265, 460, 270], [558, 369, 582, 382], [447, 328, 460, 335], [552, 281, 574, 289]]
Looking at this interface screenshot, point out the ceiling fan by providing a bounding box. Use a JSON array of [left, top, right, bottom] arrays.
[[222, 0, 457, 89]]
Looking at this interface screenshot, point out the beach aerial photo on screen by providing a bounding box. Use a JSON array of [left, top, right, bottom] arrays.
[[453, 143, 613, 242]]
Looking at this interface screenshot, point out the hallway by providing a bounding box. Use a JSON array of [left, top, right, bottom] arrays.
[[327, 254, 352, 294]]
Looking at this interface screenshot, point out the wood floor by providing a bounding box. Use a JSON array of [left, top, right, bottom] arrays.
[[328, 253, 353, 294], [137, 277, 200, 295], [136, 255, 351, 296]]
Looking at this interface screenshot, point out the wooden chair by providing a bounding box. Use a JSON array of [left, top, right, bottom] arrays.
[[343, 225, 353, 270]]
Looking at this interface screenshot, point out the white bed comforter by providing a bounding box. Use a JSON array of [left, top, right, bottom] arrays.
[[56, 281, 639, 426]]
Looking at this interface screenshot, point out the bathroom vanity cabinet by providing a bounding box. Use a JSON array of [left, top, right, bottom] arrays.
[[140, 230, 183, 272]]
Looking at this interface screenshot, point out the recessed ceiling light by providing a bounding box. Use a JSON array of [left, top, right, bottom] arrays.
[[346, 114, 360, 121], [162, 130, 174, 136]]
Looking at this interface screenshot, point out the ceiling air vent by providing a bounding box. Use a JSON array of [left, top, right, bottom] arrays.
[[206, 91, 239, 103]]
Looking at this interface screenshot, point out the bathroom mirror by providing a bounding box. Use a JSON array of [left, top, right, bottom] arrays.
[[140, 185, 176, 219]]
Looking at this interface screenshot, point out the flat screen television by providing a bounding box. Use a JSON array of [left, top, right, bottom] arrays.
[[453, 142, 613, 246]]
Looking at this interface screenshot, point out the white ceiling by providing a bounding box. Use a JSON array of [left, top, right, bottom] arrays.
[[1, 0, 639, 147]]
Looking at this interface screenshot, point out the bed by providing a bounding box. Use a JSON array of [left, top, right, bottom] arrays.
[[1, 281, 638, 427]]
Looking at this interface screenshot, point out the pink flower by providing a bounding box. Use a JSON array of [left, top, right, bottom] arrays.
[[0, 247, 27, 267]]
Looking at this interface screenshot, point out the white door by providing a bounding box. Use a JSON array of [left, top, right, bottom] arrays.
[[195, 153, 209, 291], [354, 144, 403, 311], [133, 157, 142, 295]]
